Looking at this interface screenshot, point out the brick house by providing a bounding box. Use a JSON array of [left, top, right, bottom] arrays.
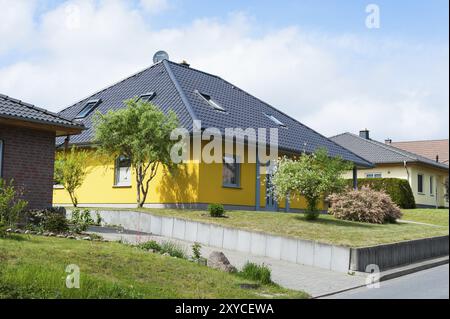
[[0, 94, 83, 209]]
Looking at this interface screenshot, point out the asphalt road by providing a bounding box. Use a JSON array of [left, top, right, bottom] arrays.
[[323, 264, 449, 299]]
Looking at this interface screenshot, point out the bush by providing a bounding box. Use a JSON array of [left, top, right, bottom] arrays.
[[0, 178, 28, 234], [160, 241, 187, 259], [208, 204, 225, 217], [346, 178, 415, 209], [239, 262, 272, 285], [70, 208, 94, 232], [42, 213, 69, 233], [25, 207, 68, 232], [328, 187, 403, 224], [137, 240, 162, 252]]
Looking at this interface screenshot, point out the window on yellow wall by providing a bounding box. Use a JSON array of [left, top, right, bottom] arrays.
[[418, 174, 424, 193], [114, 156, 131, 186], [430, 176, 434, 195], [223, 155, 240, 188]]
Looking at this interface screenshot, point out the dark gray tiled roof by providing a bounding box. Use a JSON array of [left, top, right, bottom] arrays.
[[330, 132, 449, 170], [0, 93, 84, 130], [57, 60, 372, 167]]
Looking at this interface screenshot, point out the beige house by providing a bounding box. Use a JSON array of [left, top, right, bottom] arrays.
[[331, 130, 449, 208]]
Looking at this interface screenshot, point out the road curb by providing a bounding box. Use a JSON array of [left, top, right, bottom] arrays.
[[314, 256, 449, 299]]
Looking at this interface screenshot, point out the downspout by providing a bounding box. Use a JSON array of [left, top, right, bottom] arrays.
[[403, 160, 410, 183]]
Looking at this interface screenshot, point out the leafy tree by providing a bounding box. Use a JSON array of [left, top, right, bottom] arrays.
[[93, 99, 179, 208], [0, 178, 27, 235], [271, 148, 352, 220], [54, 147, 90, 207]]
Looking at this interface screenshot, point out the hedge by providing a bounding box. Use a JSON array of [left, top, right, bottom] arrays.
[[345, 178, 416, 209]]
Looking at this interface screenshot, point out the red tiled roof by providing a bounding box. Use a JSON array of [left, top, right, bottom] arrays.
[[389, 139, 449, 165]]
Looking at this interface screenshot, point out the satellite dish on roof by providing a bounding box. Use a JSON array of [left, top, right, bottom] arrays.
[[153, 50, 169, 64]]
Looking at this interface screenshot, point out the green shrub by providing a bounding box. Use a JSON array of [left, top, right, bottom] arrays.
[[346, 178, 415, 209], [137, 240, 161, 252], [42, 213, 69, 233], [192, 242, 202, 260], [160, 241, 187, 259], [25, 207, 69, 233], [0, 178, 28, 234], [328, 187, 403, 224], [239, 262, 272, 285], [208, 204, 225, 217], [70, 208, 94, 232]]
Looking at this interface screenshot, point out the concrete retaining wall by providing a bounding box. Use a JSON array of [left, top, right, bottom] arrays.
[[70, 210, 351, 273], [350, 235, 449, 271]]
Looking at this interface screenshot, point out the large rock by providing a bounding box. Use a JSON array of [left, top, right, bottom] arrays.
[[207, 251, 236, 273]]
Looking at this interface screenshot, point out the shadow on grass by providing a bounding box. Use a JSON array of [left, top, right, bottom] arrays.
[[1, 234, 28, 241], [293, 215, 381, 229]]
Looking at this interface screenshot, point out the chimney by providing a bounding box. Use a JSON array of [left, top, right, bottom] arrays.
[[436, 155, 439, 162], [180, 60, 190, 67], [359, 129, 370, 140], [385, 138, 392, 144]]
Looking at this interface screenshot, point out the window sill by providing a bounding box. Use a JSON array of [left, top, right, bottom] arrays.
[[53, 185, 64, 189], [222, 184, 242, 189], [418, 192, 425, 195], [113, 185, 132, 188]]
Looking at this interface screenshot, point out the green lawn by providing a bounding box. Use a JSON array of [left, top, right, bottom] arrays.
[[128, 208, 449, 247], [401, 209, 449, 227], [0, 235, 307, 299]]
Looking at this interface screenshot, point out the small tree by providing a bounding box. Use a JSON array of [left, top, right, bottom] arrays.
[[271, 148, 352, 220], [54, 147, 90, 207], [93, 99, 179, 208], [0, 178, 27, 234]]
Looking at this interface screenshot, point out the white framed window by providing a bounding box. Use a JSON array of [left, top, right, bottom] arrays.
[[222, 155, 240, 188], [430, 176, 434, 195], [418, 174, 424, 193], [0, 139, 3, 178], [366, 172, 382, 178], [195, 90, 226, 112], [114, 156, 131, 186]]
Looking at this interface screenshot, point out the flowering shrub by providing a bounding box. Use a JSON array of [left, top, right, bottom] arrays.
[[328, 187, 402, 224]]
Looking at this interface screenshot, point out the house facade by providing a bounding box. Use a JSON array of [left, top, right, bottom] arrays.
[[0, 94, 83, 209], [331, 130, 449, 208], [53, 59, 371, 211]]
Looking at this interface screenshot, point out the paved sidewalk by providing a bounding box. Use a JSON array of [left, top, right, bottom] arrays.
[[87, 226, 366, 297]]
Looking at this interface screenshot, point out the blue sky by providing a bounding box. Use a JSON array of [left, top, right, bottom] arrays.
[[0, 0, 448, 140]]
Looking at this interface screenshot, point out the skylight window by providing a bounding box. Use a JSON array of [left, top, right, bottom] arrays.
[[264, 113, 286, 127], [138, 92, 156, 102], [195, 90, 225, 112], [75, 99, 101, 119]]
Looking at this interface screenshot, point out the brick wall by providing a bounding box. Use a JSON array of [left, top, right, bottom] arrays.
[[0, 124, 56, 209]]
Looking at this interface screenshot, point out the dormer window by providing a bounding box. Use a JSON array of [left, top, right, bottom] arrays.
[[138, 92, 156, 102], [195, 90, 225, 112], [75, 99, 101, 119], [264, 113, 286, 127]]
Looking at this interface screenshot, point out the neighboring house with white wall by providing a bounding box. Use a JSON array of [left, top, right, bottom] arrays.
[[330, 130, 449, 208]]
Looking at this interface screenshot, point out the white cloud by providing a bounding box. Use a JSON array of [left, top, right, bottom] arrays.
[[139, 0, 170, 14], [0, 0, 448, 142]]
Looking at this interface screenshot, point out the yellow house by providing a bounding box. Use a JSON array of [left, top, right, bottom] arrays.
[[331, 131, 449, 208], [53, 58, 372, 211]]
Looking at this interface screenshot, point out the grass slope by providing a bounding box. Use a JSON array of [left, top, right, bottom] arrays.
[[133, 208, 449, 247], [0, 235, 308, 299]]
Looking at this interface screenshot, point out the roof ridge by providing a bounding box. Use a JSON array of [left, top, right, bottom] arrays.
[[344, 132, 418, 161], [162, 60, 200, 129], [57, 61, 166, 115], [0, 93, 79, 125]]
